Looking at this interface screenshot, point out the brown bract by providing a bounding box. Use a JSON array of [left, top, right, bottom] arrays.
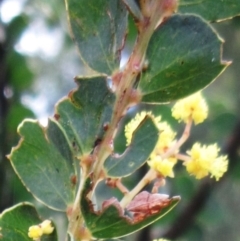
[[126, 191, 171, 222]]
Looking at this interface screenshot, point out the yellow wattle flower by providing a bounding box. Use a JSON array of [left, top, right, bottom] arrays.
[[155, 122, 176, 153], [148, 156, 177, 178], [172, 92, 208, 124], [184, 143, 228, 180], [40, 220, 54, 235], [148, 122, 177, 178], [28, 220, 54, 240], [28, 225, 43, 240], [209, 155, 228, 181]]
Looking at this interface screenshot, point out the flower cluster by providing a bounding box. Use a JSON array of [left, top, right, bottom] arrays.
[[124, 92, 228, 180], [172, 92, 208, 124], [185, 143, 228, 180], [28, 220, 54, 240]]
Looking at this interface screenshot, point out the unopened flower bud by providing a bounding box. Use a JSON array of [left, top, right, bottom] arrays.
[[28, 225, 43, 240], [40, 220, 54, 235]]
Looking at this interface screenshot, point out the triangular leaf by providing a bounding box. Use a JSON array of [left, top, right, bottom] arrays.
[[104, 116, 158, 177], [178, 0, 240, 22], [9, 119, 76, 211], [0, 203, 57, 241], [138, 14, 228, 103], [81, 179, 180, 239], [55, 76, 115, 156], [65, 0, 128, 75]]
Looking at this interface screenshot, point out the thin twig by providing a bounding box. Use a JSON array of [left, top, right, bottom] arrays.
[[161, 118, 192, 160], [120, 169, 157, 208]]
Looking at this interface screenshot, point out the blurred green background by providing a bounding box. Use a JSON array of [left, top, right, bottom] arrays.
[[0, 1, 239, 240]]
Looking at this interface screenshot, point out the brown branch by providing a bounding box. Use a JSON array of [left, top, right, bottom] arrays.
[[162, 120, 240, 240]]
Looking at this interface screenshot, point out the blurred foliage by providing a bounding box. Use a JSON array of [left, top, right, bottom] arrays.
[[0, 0, 240, 241], [0, 10, 34, 215]]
